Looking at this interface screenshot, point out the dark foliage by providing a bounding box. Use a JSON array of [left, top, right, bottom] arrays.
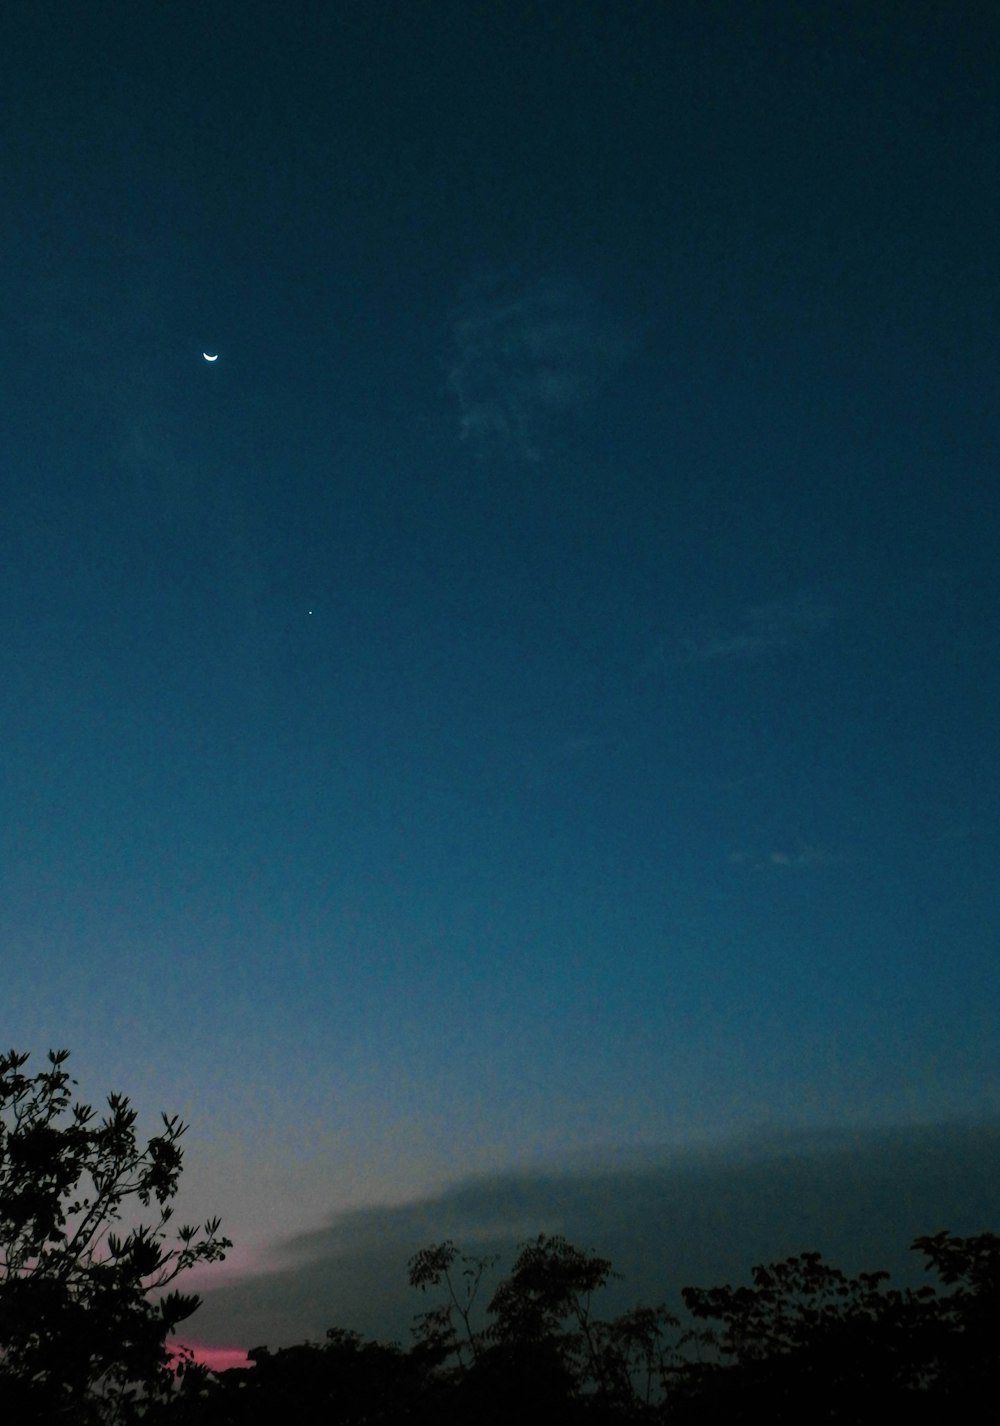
[[671, 1232, 1000, 1423], [179, 1331, 433, 1426], [0, 1050, 230, 1424], [188, 1229, 1000, 1426], [3, 1050, 997, 1423]]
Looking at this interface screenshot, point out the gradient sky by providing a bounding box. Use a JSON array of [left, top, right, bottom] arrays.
[[3, 0, 999, 1351]]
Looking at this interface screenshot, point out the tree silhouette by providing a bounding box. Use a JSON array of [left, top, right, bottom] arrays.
[[186, 1228, 1000, 1424], [673, 1233, 1000, 1422], [408, 1238, 496, 1369], [194, 1331, 431, 1426], [0, 1049, 230, 1424], [408, 1233, 678, 1422]]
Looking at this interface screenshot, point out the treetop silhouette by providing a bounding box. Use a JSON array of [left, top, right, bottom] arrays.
[[0, 1048, 230, 1424]]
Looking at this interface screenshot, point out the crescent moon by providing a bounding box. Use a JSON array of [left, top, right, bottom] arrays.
[[203, 352, 218, 362]]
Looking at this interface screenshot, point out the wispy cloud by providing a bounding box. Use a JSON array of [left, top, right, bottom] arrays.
[[447, 274, 631, 461], [729, 845, 842, 870], [684, 591, 840, 663]]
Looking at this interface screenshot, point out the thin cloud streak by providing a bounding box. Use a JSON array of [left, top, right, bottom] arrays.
[[729, 845, 843, 870], [683, 592, 841, 663]]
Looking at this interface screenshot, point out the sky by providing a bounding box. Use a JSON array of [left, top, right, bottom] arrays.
[[3, 0, 999, 1358]]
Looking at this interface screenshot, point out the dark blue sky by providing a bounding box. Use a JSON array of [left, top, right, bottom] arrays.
[[3, 0, 998, 1347]]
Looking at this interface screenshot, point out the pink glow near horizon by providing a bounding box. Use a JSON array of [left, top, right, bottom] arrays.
[[169, 1341, 255, 1373]]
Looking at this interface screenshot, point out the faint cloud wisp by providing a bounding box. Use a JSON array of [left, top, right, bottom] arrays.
[[683, 591, 841, 663], [729, 845, 843, 870], [447, 274, 631, 461]]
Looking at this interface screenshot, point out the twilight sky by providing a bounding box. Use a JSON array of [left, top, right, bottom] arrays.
[[3, 0, 999, 1354]]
